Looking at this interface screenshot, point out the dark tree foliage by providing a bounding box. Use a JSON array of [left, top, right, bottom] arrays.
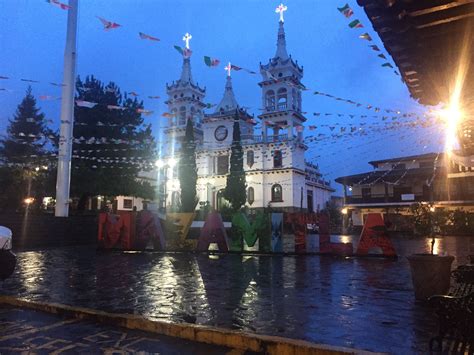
[[224, 114, 246, 212], [72, 76, 156, 201], [178, 118, 198, 212], [0, 87, 56, 210]]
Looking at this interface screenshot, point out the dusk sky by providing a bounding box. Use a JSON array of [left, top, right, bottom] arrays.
[[0, 0, 444, 190]]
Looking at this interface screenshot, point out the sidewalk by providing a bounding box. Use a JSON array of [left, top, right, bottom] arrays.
[[0, 305, 242, 354]]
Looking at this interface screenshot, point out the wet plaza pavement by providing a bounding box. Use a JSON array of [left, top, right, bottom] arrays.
[[1, 235, 473, 354], [0, 305, 239, 354]]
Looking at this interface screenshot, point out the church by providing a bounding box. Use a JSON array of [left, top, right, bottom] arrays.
[[156, 10, 334, 213]]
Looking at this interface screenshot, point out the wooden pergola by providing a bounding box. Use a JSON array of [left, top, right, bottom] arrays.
[[357, 0, 474, 108]]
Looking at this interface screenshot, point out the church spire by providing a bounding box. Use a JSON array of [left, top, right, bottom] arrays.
[[215, 71, 238, 112], [179, 57, 194, 84], [275, 20, 289, 60]]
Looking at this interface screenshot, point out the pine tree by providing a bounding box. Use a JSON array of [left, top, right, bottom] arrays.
[[0, 86, 53, 166], [0, 86, 55, 210], [178, 118, 198, 212], [71, 75, 156, 204], [224, 114, 246, 212]]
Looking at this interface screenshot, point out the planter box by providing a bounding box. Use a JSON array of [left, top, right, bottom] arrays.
[[407, 254, 455, 301]]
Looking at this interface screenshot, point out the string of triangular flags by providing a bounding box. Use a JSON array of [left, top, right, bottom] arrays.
[[337, 3, 398, 76]]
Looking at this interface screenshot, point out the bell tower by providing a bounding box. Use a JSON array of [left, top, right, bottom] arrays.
[[164, 32, 206, 154], [258, 5, 306, 143]]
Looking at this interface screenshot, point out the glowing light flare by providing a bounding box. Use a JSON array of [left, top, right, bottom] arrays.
[[24, 197, 34, 205], [341, 208, 348, 215], [441, 103, 464, 154], [155, 159, 164, 168]]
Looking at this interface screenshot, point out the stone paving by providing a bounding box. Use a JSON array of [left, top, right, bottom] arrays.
[[0, 305, 241, 354], [1, 235, 473, 354]]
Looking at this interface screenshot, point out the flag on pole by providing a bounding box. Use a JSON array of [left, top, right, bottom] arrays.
[[378, 53, 387, 59], [97, 16, 121, 31], [204, 56, 220, 67], [138, 32, 160, 41], [348, 19, 363, 28], [359, 33, 372, 41], [337, 4, 354, 18], [46, 0, 71, 10], [382, 63, 394, 68], [76, 100, 97, 108]]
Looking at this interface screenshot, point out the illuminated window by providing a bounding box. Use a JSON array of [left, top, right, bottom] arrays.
[[247, 187, 255, 205], [271, 184, 283, 202]]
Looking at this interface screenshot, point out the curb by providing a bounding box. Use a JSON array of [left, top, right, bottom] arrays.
[[0, 295, 382, 355]]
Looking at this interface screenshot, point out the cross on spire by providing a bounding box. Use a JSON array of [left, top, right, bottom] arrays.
[[224, 62, 232, 77], [183, 32, 192, 49], [275, 3, 288, 22]]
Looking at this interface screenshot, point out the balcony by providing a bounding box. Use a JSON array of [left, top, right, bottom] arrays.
[[267, 134, 288, 143], [345, 194, 427, 205]]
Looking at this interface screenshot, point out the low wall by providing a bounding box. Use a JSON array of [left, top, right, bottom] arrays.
[[0, 213, 97, 250]]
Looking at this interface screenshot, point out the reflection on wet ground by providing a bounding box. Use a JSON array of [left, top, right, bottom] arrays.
[[2, 235, 473, 354]]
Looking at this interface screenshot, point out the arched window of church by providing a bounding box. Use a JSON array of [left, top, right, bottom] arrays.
[[179, 106, 186, 125], [247, 150, 254, 168], [247, 187, 255, 205], [171, 109, 177, 126], [273, 150, 282, 168], [265, 90, 275, 111], [271, 184, 283, 202], [277, 88, 287, 110]]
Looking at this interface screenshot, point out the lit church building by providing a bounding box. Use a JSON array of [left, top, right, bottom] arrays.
[[158, 17, 334, 213]]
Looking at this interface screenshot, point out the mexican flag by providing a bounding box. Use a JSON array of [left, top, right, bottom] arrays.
[[348, 19, 363, 28], [337, 4, 353, 18], [359, 33, 372, 41], [204, 56, 220, 67]]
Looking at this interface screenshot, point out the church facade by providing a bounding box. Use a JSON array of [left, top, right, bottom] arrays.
[[157, 17, 334, 213]]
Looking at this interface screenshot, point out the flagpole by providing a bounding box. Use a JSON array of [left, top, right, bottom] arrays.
[[55, 0, 78, 217]]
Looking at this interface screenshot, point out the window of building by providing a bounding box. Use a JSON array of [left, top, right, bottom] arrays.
[[179, 106, 186, 125], [277, 88, 287, 110], [419, 161, 433, 168], [170, 109, 177, 126], [265, 90, 275, 111], [247, 150, 254, 168], [123, 198, 133, 209], [361, 187, 371, 198], [271, 184, 283, 202], [217, 155, 229, 175], [247, 187, 255, 205], [273, 150, 282, 168], [171, 191, 180, 207]]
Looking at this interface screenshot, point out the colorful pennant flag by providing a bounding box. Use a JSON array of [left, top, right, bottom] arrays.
[[50, 82, 66, 87], [162, 112, 176, 118], [230, 64, 242, 71], [97, 16, 121, 31], [76, 100, 97, 108], [148, 95, 160, 99], [204, 56, 220, 67], [128, 91, 139, 97], [39, 95, 60, 101], [359, 33, 372, 41], [46, 0, 71, 10], [369, 45, 380, 51], [138, 32, 160, 41], [382, 63, 394, 68], [137, 109, 154, 116], [21, 79, 39, 83], [348, 20, 363, 28], [0, 76, 9, 80], [174, 45, 192, 58], [107, 105, 126, 111], [337, 4, 354, 18], [378, 53, 387, 59]]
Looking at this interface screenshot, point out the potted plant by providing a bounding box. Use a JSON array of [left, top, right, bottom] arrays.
[[407, 203, 454, 301]]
